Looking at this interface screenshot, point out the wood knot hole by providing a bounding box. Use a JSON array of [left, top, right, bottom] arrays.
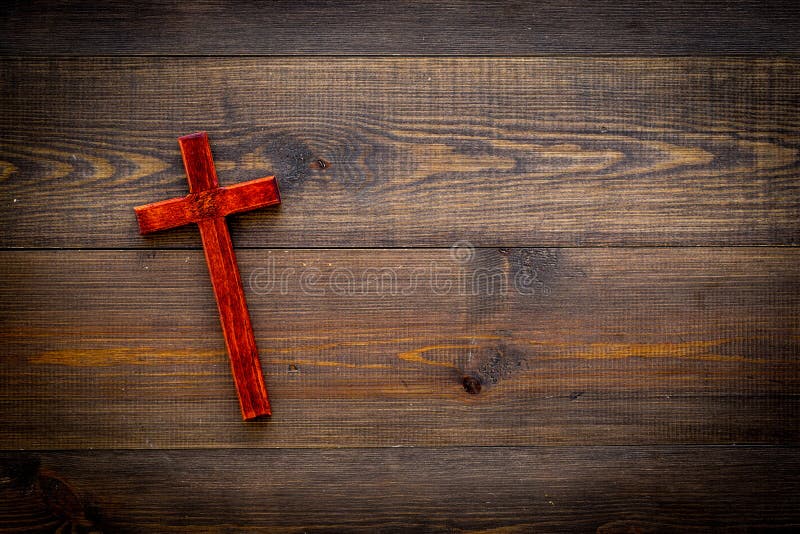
[[462, 375, 482, 395]]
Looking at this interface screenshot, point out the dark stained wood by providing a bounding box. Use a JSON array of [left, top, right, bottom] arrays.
[[2, 5, 799, 530], [1, 1, 799, 56], [1, 58, 799, 248], [0, 455, 99, 533], [2, 447, 799, 532], [137, 132, 280, 420], [1, 247, 797, 449]]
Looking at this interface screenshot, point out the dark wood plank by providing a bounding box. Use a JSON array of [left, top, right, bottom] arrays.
[[2, 447, 798, 532], [1, 1, 799, 56], [2, 58, 798, 248], [1, 247, 797, 449]]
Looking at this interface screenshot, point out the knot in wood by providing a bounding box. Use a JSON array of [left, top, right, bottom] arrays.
[[462, 375, 482, 395]]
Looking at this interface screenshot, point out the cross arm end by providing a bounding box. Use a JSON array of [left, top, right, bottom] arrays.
[[134, 196, 196, 234]]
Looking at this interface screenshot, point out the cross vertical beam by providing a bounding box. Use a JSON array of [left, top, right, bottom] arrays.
[[134, 132, 280, 420]]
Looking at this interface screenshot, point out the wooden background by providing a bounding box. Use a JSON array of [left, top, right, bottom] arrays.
[[1, 1, 799, 531]]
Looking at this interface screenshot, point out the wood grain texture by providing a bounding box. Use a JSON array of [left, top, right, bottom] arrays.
[[1, 57, 799, 248], [2, 447, 799, 532], [1, 1, 799, 56], [2, 3, 798, 531], [1, 248, 797, 449]]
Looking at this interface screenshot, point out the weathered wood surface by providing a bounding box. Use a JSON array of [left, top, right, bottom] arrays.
[[2, 1, 799, 56], [2, 3, 799, 529], [2, 248, 797, 449], [2, 58, 799, 248], [2, 447, 798, 532]]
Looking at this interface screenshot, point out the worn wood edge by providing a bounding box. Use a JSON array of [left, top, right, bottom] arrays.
[[1, 1, 799, 56], [1, 446, 798, 532]]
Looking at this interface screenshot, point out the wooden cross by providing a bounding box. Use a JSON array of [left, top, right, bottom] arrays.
[[135, 132, 280, 420]]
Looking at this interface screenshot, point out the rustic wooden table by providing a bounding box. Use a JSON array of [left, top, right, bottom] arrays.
[[1, 1, 799, 531]]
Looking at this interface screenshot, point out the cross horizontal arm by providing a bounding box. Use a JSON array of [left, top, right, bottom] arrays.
[[134, 195, 196, 234], [134, 176, 280, 235], [219, 176, 281, 217]]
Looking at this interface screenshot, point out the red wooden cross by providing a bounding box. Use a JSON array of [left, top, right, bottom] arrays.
[[135, 132, 280, 420]]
